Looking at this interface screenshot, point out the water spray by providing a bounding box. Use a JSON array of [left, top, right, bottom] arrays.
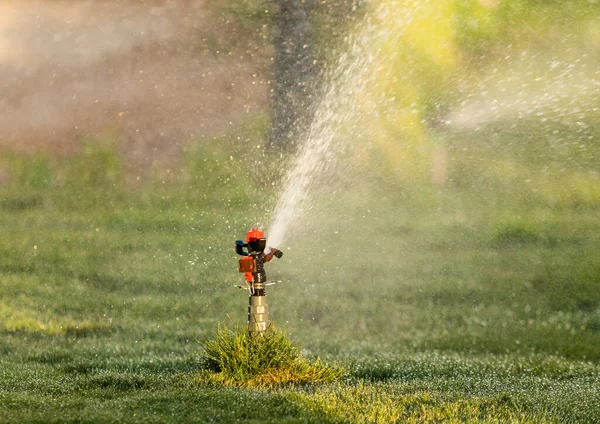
[[235, 228, 283, 334]]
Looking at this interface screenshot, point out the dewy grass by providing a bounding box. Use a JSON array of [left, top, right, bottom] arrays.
[[200, 325, 343, 388]]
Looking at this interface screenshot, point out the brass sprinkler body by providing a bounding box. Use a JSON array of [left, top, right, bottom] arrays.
[[235, 228, 283, 333]]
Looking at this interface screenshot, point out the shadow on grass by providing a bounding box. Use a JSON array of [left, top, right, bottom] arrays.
[[0, 194, 45, 212]]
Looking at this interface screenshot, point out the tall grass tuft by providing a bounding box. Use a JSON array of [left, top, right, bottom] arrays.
[[200, 325, 343, 388]]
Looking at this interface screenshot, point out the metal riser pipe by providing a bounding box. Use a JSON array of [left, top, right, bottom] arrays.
[[248, 295, 269, 333]]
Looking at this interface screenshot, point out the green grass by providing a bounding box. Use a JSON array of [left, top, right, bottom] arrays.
[[0, 131, 599, 422], [201, 325, 343, 387]]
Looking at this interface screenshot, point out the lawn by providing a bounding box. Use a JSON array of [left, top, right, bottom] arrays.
[[0, 141, 599, 423]]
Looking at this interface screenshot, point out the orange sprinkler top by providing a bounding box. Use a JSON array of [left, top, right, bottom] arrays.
[[246, 227, 265, 242]]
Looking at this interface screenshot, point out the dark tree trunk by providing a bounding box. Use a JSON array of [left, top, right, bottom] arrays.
[[267, 0, 315, 150]]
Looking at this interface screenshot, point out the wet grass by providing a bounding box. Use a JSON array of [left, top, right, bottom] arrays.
[[200, 325, 342, 387], [0, 142, 599, 422]]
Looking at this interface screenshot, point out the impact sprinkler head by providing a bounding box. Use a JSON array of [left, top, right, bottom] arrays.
[[235, 228, 283, 334]]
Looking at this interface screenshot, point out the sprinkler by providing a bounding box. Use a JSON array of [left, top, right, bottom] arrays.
[[235, 227, 283, 333]]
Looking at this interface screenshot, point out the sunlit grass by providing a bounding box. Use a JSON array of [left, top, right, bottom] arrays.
[[286, 382, 552, 424], [0, 302, 111, 336], [200, 325, 343, 388]]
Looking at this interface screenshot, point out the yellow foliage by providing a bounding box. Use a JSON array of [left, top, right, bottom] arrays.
[[402, 0, 457, 69], [348, 0, 461, 182]]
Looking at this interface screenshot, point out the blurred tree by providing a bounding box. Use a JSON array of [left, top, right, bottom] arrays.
[[267, 0, 316, 150]]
